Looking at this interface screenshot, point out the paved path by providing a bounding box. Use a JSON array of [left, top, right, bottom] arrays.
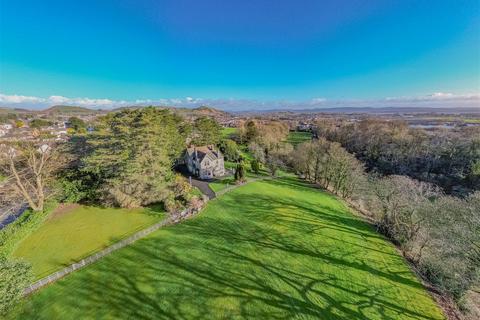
[[176, 164, 217, 199], [189, 178, 216, 199]]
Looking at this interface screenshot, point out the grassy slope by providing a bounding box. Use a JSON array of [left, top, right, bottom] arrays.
[[287, 131, 313, 146], [12, 205, 164, 279], [12, 178, 443, 319]]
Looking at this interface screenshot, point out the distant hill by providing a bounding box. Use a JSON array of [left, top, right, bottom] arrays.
[[0, 104, 229, 118], [42, 105, 100, 114], [191, 106, 229, 117], [0, 107, 31, 114], [238, 106, 480, 115]]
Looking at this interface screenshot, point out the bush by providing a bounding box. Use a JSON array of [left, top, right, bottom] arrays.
[[164, 195, 184, 213], [234, 160, 246, 183], [29, 119, 53, 129], [251, 159, 260, 174], [0, 257, 32, 315], [173, 174, 192, 198]]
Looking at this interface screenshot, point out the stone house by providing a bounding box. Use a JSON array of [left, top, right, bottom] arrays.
[[183, 145, 225, 179]]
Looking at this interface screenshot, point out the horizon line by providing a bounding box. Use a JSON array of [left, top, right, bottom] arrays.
[[0, 92, 479, 112]]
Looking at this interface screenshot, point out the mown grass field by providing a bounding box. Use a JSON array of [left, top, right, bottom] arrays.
[[209, 176, 235, 193], [12, 205, 164, 279], [221, 127, 238, 138], [287, 131, 313, 146], [11, 178, 443, 319]]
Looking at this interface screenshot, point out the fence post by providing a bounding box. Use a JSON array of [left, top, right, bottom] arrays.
[[23, 199, 210, 296]]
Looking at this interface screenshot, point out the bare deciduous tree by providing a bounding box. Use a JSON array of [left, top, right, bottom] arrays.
[[291, 138, 365, 199], [370, 175, 439, 258], [0, 142, 64, 212]]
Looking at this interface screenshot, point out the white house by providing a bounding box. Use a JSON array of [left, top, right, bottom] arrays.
[[183, 145, 225, 179]]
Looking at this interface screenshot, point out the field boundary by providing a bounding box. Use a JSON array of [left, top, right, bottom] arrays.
[[23, 202, 206, 296], [23, 176, 272, 296]]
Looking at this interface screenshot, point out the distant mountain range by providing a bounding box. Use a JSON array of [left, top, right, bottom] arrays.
[[0, 105, 231, 118], [0, 105, 98, 114], [1, 105, 478, 115], [237, 106, 480, 115], [0, 107, 31, 114]]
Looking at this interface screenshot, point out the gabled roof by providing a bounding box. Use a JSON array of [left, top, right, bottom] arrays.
[[186, 145, 221, 163]]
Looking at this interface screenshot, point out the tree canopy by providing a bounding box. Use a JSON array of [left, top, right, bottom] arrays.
[[29, 119, 52, 129], [82, 107, 188, 208], [192, 117, 221, 146], [68, 117, 86, 132]]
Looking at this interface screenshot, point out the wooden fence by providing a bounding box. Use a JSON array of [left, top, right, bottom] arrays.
[[23, 201, 207, 296]]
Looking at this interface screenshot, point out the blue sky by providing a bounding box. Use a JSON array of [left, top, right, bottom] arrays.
[[0, 0, 479, 109]]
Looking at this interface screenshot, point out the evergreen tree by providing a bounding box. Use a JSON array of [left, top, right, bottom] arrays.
[[251, 158, 260, 174], [234, 159, 246, 183], [83, 107, 187, 208], [219, 139, 239, 161], [68, 116, 86, 132], [193, 117, 221, 146]]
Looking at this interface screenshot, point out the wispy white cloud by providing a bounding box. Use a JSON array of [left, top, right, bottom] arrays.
[[386, 92, 479, 101], [0, 94, 129, 109], [0, 92, 478, 111], [0, 93, 44, 104], [429, 92, 454, 98]]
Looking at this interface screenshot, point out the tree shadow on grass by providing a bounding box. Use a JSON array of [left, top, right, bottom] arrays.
[[14, 178, 443, 320], [23, 234, 441, 320]]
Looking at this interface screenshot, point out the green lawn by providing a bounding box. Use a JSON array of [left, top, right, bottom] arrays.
[[209, 176, 235, 193], [221, 127, 238, 138], [287, 131, 313, 145], [11, 178, 443, 319], [12, 205, 164, 279]]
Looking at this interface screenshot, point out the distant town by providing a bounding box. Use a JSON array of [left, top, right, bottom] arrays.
[[2, 104, 479, 144]]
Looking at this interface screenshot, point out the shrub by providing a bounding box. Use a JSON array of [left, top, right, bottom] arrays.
[[251, 159, 260, 174], [234, 160, 246, 183], [0, 257, 32, 315], [164, 195, 184, 213]]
